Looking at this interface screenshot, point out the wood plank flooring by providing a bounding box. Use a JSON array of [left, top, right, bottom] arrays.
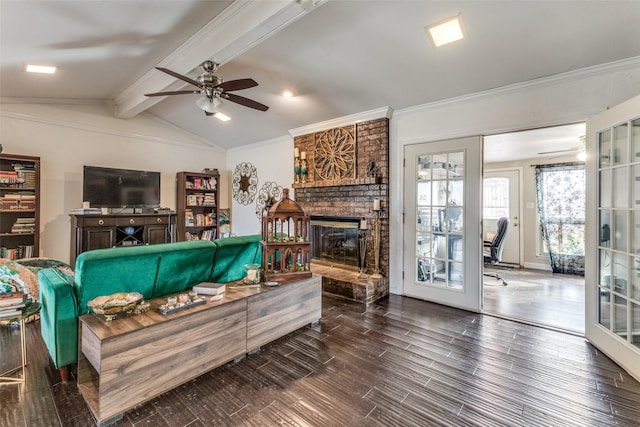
[[2, 294, 640, 426], [483, 267, 585, 334]]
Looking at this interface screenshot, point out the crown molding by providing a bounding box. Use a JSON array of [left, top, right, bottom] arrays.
[[0, 109, 223, 151], [289, 106, 393, 138], [398, 56, 640, 116], [0, 97, 111, 106]]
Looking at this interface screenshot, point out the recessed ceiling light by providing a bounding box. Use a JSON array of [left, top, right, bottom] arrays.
[[426, 14, 464, 47], [25, 64, 57, 74], [282, 89, 295, 98]]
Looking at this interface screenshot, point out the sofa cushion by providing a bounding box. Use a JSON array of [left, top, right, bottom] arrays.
[[74, 245, 162, 315], [210, 235, 261, 282], [152, 240, 217, 298]]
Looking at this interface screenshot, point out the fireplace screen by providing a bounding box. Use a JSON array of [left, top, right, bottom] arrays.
[[310, 217, 360, 267]]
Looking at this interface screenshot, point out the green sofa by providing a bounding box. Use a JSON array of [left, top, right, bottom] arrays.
[[38, 236, 261, 381]]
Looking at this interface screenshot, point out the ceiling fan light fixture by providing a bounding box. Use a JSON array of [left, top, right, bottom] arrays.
[[196, 96, 223, 113], [282, 89, 295, 98], [426, 14, 464, 47]]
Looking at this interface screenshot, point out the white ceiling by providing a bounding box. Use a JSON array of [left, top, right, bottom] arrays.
[[1, 1, 639, 161]]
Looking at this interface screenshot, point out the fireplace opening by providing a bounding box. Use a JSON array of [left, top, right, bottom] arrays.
[[310, 216, 361, 269]]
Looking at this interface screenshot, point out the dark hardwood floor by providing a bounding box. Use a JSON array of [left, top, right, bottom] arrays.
[[2, 293, 639, 426], [483, 267, 585, 334]]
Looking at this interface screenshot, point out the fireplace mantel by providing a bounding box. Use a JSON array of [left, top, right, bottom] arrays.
[[292, 176, 380, 189]]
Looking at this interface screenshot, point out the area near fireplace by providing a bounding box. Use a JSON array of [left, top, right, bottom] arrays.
[[292, 117, 389, 303], [310, 216, 361, 269]]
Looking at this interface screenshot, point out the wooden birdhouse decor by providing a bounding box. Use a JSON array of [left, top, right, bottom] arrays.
[[261, 188, 312, 282]]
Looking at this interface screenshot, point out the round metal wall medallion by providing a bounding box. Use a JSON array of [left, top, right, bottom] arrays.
[[232, 162, 258, 205]]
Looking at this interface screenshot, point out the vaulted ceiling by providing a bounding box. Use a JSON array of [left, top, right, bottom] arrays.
[[1, 1, 639, 159]]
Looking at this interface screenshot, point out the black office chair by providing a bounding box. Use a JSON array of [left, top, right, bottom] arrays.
[[483, 217, 510, 286]]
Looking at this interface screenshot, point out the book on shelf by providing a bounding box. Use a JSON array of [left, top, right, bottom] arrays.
[[189, 177, 217, 190], [0, 198, 35, 210], [185, 209, 194, 226], [11, 218, 35, 233], [1, 245, 34, 260], [201, 228, 216, 241], [202, 193, 216, 206], [2, 193, 35, 200], [0, 171, 18, 184]]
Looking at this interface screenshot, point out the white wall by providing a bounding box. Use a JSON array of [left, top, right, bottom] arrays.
[[389, 59, 640, 295], [226, 135, 294, 237], [0, 103, 227, 263]]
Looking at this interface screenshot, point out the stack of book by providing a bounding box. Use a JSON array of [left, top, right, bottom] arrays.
[[202, 193, 216, 206], [192, 282, 226, 301], [0, 170, 18, 185], [11, 217, 35, 234], [0, 292, 26, 320], [0, 193, 36, 210]]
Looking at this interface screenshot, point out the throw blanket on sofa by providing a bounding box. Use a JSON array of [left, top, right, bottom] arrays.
[[0, 258, 73, 323]]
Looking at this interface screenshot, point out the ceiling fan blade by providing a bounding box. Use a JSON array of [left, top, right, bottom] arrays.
[[217, 78, 258, 92], [224, 93, 269, 111], [155, 67, 200, 88], [205, 111, 214, 116], [145, 90, 200, 97]]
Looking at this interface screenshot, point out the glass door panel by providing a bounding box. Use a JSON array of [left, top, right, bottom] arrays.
[[404, 136, 482, 312], [587, 94, 640, 380]]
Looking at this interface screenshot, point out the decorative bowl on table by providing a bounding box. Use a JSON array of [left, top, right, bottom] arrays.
[[88, 292, 144, 321]]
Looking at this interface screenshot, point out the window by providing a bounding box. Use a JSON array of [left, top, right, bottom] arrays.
[[483, 177, 509, 219], [535, 163, 585, 275]]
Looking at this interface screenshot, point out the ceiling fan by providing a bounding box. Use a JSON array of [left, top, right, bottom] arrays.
[[145, 61, 269, 118]]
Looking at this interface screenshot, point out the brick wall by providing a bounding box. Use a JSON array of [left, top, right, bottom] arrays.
[[293, 118, 389, 294]]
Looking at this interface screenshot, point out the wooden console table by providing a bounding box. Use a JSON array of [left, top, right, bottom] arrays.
[[77, 275, 321, 426]]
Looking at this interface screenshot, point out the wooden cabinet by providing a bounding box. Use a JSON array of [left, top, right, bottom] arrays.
[[70, 213, 176, 266], [0, 154, 40, 260], [176, 170, 219, 241]]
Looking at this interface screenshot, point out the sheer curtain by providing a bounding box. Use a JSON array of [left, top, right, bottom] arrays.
[[535, 162, 585, 275]]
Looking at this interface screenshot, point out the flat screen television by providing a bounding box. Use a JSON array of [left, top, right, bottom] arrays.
[[83, 166, 161, 209]]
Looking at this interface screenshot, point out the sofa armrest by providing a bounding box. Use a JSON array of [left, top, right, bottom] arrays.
[[38, 268, 79, 369]]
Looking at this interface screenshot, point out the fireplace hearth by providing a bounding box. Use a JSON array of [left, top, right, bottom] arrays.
[[310, 216, 360, 269]]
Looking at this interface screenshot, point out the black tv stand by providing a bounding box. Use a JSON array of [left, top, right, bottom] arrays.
[[69, 212, 176, 267]]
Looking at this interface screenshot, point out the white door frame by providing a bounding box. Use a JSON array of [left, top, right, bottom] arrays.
[[483, 167, 524, 266]]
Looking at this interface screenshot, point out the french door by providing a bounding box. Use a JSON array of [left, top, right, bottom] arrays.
[[403, 136, 483, 312], [586, 93, 640, 381]]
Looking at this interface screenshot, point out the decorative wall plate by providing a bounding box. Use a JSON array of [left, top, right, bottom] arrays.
[[232, 162, 258, 205], [255, 181, 283, 219], [314, 125, 356, 181]]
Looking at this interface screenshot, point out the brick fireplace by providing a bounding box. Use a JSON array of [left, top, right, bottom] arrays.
[[310, 216, 361, 268], [292, 118, 389, 303]]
